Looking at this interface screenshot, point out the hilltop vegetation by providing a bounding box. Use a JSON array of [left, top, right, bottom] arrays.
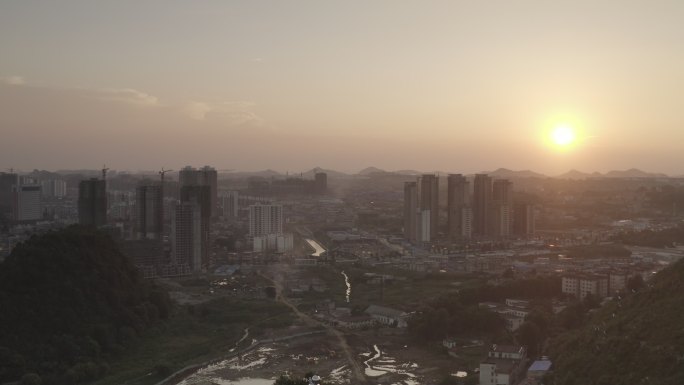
[[0, 226, 171, 385], [408, 276, 562, 343], [548, 258, 684, 385], [611, 224, 684, 248]]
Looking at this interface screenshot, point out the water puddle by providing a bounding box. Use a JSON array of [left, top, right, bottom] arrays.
[[207, 379, 273, 385], [230, 328, 250, 352], [361, 344, 420, 384], [178, 346, 275, 385], [329, 365, 350, 383]]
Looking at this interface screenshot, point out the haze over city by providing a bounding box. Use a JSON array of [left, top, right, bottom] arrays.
[[4, 2, 684, 385], [2, 1, 684, 174]]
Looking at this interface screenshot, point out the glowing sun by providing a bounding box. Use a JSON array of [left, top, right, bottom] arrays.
[[550, 124, 576, 147]]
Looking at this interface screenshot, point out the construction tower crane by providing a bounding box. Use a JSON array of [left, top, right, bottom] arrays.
[[159, 168, 173, 198], [159, 168, 173, 184]]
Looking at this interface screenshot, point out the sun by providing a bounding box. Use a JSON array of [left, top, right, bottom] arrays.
[[550, 124, 576, 147]]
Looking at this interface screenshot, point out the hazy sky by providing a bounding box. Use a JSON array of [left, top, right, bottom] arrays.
[[1, 1, 683, 175]]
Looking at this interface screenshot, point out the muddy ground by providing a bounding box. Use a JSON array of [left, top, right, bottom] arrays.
[[176, 330, 474, 385]]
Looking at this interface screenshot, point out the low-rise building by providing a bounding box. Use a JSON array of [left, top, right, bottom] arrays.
[[335, 315, 375, 330], [488, 344, 526, 360], [479, 300, 530, 332], [479, 345, 527, 385], [609, 271, 628, 293], [527, 359, 552, 381], [364, 305, 409, 328], [562, 274, 608, 299], [503, 315, 525, 332]]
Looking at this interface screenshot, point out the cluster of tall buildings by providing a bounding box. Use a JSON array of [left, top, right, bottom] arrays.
[[74, 166, 220, 274], [72, 164, 298, 275], [0, 172, 65, 223], [404, 173, 535, 243]]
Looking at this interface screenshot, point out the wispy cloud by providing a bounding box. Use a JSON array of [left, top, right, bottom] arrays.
[[1, 77, 264, 127], [183, 101, 263, 126], [0, 76, 26, 85], [95, 88, 161, 107], [183, 101, 213, 120]]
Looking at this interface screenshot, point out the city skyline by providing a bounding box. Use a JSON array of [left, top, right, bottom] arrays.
[[2, 1, 684, 174], [3, 3, 684, 385]]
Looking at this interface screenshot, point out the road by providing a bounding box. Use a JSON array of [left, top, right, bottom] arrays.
[[258, 269, 367, 384]]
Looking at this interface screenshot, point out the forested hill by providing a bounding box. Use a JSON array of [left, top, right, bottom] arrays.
[[0, 226, 171, 385], [548, 258, 684, 385]]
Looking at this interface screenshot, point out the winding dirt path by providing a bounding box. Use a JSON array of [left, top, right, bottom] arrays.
[[259, 270, 367, 384]]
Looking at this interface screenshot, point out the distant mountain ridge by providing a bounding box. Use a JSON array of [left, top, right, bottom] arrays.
[[358, 166, 387, 175], [15, 167, 680, 179], [301, 167, 350, 178], [556, 169, 599, 179], [484, 168, 547, 178], [556, 168, 669, 179], [603, 168, 669, 178]]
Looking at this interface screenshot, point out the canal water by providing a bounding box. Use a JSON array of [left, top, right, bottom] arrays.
[[360, 345, 421, 385], [305, 238, 326, 257], [341, 271, 351, 303]]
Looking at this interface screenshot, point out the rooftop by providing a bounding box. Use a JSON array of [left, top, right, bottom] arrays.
[[482, 358, 519, 373], [491, 344, 525, 354], [528, 360, 552, 372], [365, 304, 406, 318]]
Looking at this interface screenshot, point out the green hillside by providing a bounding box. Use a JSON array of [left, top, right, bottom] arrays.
[[0, 226, 171, 385], [548, 259, 684, 385]]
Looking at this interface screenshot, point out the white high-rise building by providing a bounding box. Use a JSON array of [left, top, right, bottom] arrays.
[[249, 204, 283, 237], [41, 179, 67, 198], [253, 233, 294, 253], [248, 204, 293, 252]]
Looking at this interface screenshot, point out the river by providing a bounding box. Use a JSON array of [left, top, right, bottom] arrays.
[[305, 238, 326, 257], [360, 344, 420, 385], [341, 271, 351, 303], [230, 328, 250, 352]]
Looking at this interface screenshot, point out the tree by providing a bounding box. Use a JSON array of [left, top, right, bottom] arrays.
[[20, 373, 41, 385], [626, 274, 644, 292], [557, 303, 585, 330], [154, 361, 173, 377], [517, 322, 543, 357], [264, 286, 277, 299], [582, 293, 600, 309], [0, 226, 171, 383]]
